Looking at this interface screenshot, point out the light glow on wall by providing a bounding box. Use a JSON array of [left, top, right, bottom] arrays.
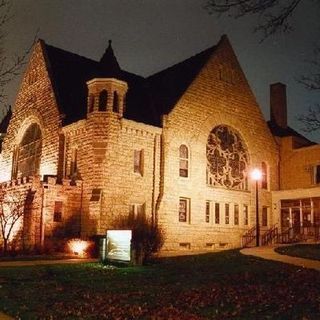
[[67, 238, 89, 256], [106, 230, 132, 262], [251, 168, 262, 181]]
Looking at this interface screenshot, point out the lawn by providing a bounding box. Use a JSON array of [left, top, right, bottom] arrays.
[[0, 250, 319, 319], [275, 243, 320, 261]]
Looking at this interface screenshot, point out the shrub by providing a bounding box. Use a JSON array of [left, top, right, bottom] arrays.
[[115, 215, 165, 264]]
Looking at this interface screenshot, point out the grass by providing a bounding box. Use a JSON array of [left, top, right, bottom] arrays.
[[0, 250, 319, 319], [275, 243, 320, 261]]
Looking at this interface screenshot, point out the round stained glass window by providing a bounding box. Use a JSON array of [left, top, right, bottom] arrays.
[[206, 125, 248, 190]]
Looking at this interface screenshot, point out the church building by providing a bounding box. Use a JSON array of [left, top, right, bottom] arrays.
[[0, 35, 319, 252]]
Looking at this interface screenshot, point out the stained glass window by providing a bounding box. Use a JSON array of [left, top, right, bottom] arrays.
[[207, 125, 248, 190], [14, 123, 42, 178]]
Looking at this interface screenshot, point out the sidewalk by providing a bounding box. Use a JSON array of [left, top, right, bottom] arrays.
[[0, 258, 98, 268], [240, 245, 320, 271]]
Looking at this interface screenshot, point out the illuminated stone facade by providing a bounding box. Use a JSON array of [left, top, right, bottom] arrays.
[[0, 35, 319, 252]]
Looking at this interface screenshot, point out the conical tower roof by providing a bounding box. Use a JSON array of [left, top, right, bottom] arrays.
[[99, 40, 121, 78]]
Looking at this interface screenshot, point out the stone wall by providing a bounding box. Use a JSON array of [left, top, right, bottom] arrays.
[[0, 41, 61, 182], [279, 136, 320, 190], [157, 36, 279, 251]]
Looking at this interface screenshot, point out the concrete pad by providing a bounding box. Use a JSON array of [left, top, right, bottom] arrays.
[[241, 246, 320, 271]]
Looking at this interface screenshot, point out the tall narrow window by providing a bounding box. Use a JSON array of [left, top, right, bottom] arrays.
[[312, 165, 320, 184], [205, 201, 211, 223], [215, 203, 220, 224], [134, 149, 144, 175], [261, 162, 268, 189], [16, 123, 42, 178], [234, 204, 239, 225], [179, 145, 189, 177], [70, 148, 78, 178], [179, 198, 190, 222], [11, 146, 19, 179], [98, 90, 108, 111], [262, 207, 268, 227], [54, 201, 63, 222], [113, 91, 119, 113], [243, 204, 249, 225], [225, 203, 230, 224], [129, 203, 146, 219]]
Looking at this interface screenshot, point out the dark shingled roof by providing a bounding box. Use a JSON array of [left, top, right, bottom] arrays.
[[267, 120, 316, 147], [42, 36, 220, 127], [147, 44, 217, 117]]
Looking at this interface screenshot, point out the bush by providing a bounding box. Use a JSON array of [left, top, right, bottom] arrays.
[[115, 215, 165, 264]]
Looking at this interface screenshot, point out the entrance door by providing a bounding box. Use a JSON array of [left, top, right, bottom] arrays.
[[291, 208, 301, 235]]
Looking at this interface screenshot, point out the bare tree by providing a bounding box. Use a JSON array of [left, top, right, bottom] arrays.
[[205, 0, 304, 39], [0, 189, 27, 254], [205, 0, 320, 132], [0, 0, 33, 103], [297, 47, 320, 132]]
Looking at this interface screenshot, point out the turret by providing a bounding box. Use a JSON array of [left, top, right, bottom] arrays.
[[86, 40, 128, 117]]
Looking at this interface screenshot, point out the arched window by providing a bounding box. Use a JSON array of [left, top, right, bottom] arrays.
[[206, 125, 249, 190], [15, 123, 42, 178], [113, 91, 119, 113], [89, 94, 95, 113], [98, 90, 108, 111], [179, 144, 189, 177], [261, 162, 268, 189]]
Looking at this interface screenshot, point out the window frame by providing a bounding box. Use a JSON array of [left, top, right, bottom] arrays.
[[262, 206, 268, 227], [261, 162, 268, 190], [312, 165, 320, 185], [179, 144, 189, 178], [53, 201, 63, 222], [243, 204, 249, 226], [133, 149, 144, 176], [179, 197, 190, 223], [205, 201, 211, 223], [129, 203, 146, 219], [225, 203, 230, 225], [215, 202, 220, 224], [234, 204, 239, 225]]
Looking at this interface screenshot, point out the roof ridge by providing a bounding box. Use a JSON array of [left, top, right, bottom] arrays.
[[147, 44, 217, 79], [44, 42, 100, 66]]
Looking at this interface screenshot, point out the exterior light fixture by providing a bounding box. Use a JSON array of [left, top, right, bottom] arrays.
[[68, 239, 89, 257], [251, 168, 262, 247]]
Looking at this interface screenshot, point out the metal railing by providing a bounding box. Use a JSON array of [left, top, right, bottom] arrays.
[[261, 224, 278, 246], [241, 226, 256, 247]]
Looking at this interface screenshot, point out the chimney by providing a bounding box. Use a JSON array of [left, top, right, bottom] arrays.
[[270, 83, 287, 128]]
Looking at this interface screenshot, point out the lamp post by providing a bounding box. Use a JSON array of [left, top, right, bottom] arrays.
[[251, 168, 262, 247]]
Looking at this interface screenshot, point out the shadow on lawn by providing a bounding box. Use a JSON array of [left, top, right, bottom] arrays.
[[0, 249, 319, 319]]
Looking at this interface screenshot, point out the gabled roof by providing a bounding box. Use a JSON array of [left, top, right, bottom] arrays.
[[41, 36, 222, 127], [267, 120, 316, 147], [146, 43, 218, 118]]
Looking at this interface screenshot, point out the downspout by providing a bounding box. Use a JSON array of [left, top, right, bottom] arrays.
[[39, 183, 45, 248], [154, 119, 166, 225], [151, 133, 160, 225], [79, 180, 84, 237]]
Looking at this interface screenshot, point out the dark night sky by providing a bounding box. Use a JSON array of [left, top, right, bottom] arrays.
[[3, 0, 320, 141]]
